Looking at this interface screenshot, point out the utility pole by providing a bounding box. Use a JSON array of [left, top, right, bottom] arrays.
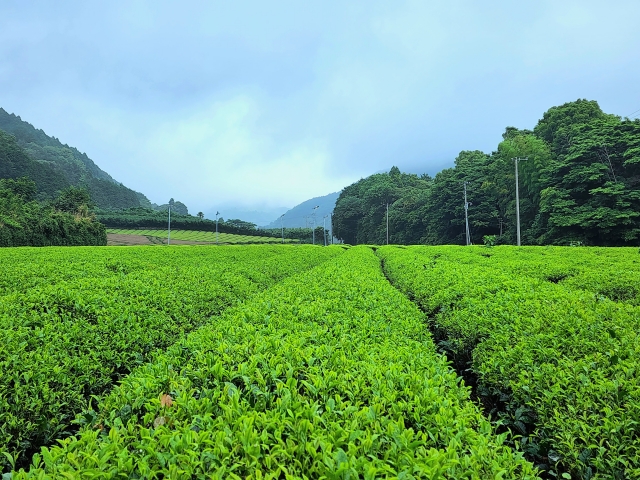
[[167, 203, 171, 245], [215, 211, 220, 245], [386, 202, 389, 245], [323, 215, 328, 246], [280, 214, 285, 244], [311, 205, 319, 245], [463, 182, 471, 246], [330, 213, 333, 245], [513, 157, 527, 246]]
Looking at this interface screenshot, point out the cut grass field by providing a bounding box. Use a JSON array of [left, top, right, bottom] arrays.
[[106, 228, 299, 245]]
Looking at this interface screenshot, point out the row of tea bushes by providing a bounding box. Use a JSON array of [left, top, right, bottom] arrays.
[[15, 247, 538, 479], [0, 245, 343, 472], [106, 229, 299, 244], [378, 245, 640, 479], [431, 246, 640, 306]]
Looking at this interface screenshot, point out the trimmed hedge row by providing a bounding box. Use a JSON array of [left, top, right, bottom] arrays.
[[443, 246, 640, 306], [378, 245, 640, 479], [107, 229, 299, 244], [0, 245, 342, 473], [15, 247, 537, 478]]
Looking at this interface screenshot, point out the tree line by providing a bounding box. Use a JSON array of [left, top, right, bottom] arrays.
[[97, 207, 272, 236], [0, 178, 106, 247], [97, 207, 329, 243], [333, 100, 640, 246]]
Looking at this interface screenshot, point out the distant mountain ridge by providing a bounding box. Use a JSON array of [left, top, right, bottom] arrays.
[[205, 205, 289, 226], [262, 192, 339, 229], [0, 108, 151, 209]]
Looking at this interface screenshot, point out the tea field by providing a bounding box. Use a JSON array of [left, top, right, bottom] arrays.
[[106, 229, 299, 244], [1, 244, 639, 479], [378, 245, 640, 479], [0, 245, 340, 474]]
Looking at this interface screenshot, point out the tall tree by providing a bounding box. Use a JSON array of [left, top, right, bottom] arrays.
[[422, 151, 499, 245], [533, 99, 608, 158], [333, 167, 430, 244], [535, 118, 640, 245], [495, 131, 554, 243]]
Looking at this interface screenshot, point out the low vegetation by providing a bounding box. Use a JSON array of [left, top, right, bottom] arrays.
[[0, 245, 341, 471], [378, 245, 640, 478], [2, 243, 639, 478], [12, 247, 537, 479], [106, 228, 299, 244]]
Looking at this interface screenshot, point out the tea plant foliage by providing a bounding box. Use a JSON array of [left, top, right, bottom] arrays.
[[378, 245, 640, 478], [0, 245, 341, 472], [12, 247, 537, 479]]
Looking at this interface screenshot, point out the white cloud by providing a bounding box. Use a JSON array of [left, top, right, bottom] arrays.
[[2, 0, 640, 216], [139, 95, 355, 211]]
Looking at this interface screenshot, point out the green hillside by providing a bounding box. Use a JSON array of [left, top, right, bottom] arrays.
[[0, 108, 151, 209], [0, 130, 69, 199]]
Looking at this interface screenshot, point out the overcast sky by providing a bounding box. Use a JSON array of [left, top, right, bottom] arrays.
[[2, 1, 639, 214]]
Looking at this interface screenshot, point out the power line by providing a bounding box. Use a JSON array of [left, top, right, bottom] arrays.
[[626, 108, 640, 118]]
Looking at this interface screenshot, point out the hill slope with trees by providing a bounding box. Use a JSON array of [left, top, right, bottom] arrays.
[[0, 108, 151, 210], [333, 99, 640, 246]]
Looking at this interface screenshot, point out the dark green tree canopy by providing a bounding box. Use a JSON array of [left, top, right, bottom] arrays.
[[0, 181, 106, 247], [533, 99, 610, 157], [52, 186, 93, 214], [155, 199, 188, 215], [332, 100, 640, 247], [0, 177, 37, 202], [333, 167, 432, 244]]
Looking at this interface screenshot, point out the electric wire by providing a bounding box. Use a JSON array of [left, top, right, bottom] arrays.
[[626, 108, 640, 118]]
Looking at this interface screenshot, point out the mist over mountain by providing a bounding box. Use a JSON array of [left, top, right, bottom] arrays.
[[204, 205, 289, 226], [262, 192, 339, 229]]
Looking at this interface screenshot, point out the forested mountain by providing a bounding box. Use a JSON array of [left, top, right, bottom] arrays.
[[262, 192, 339, 229], [333, 100, 640, 246], [0, 130, 69, 199], [0, 108, 151, 209]]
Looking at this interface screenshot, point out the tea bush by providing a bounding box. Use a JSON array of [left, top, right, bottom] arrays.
[[378, 245, 640, 479], [15, 247, 537, 479], [0, 245, 342, 472]]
